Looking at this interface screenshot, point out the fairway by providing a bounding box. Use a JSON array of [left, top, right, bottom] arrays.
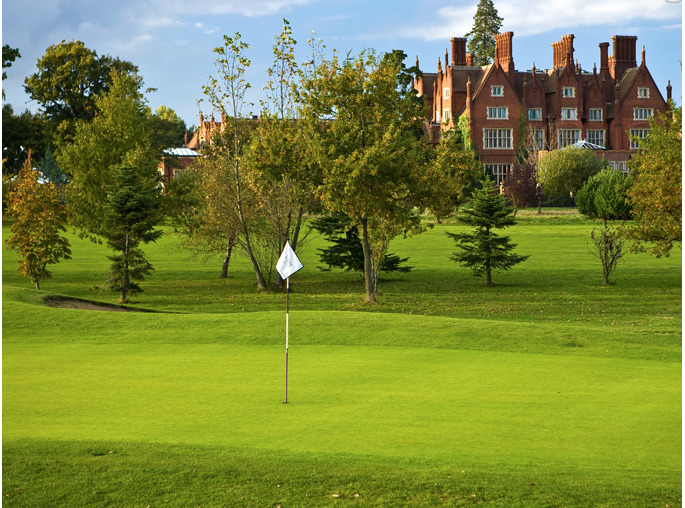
[[2, 214, 681, 506]]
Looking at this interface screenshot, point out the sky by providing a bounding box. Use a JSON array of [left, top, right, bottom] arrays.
[[2, 0, 682, 133]]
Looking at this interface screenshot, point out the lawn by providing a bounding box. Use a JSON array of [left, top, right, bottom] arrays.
[[2, 211, 681, 506]]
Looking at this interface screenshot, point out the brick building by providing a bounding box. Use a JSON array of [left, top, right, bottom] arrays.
[[414, 32, 672, 183]]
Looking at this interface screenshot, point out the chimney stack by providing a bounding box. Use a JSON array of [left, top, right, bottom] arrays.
[[450, 37, 467, 66], [609, 35, 637, 79], [552, 34, 575, 70], [494, 32, 515, 76]]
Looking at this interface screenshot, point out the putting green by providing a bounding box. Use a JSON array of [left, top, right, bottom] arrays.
[[4, 340, 679, 474]]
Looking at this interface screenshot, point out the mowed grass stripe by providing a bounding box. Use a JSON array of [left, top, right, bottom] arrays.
[[3, 343, 680, 472]]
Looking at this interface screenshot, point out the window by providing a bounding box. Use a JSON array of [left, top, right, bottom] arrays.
[[563, 87, 575, 98], [637, 87, 650, 98], [487, 106, 509, 119], [483, 163, 511, 185], [483, 128, 512, 149], [589, 108, 603, 121], [558, 129, 580, 148], [561, 108, 577, 121], [530, 129, 545, 150], [443, 109, 451, 123], [528, 108, 542, 121], [443, 87, 450, 99], [633, 108, 653, 120], [491, 85, 503, 97], [630, 128, 649, 149], [586, 130, 605, 147], [608, 161, 629, 174]]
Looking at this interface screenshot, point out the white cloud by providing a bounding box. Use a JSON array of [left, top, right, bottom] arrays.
[[150, 0, 314, 18], [194, 22, 217, 35], [403, 0, 682, 40]]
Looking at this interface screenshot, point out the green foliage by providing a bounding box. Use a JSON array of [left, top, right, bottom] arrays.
[[428, 126, 480, 220], [24, 40, 138, 140], [625, 102, 682, 257], [147, 105, 187, 152], [575, 169, 632, 222], [538, 146, 607, 198], [57, 71, 157, 241], [465, 0, 503, 66], [2, 44, 21, 99], [298, 47, 437, 302], [2, 104, 47, 176], [311, 213, 412, 273], [588, 222, 625, 285], [101, 164, 163, 302], [448, 179, 528, 285], [3, 154, 71, 289]]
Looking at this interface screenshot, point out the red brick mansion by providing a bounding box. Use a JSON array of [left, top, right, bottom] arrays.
[[414, 32, 672, 183]]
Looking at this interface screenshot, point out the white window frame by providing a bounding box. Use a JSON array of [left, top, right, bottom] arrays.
[[561, 108, 577, 121], [633, 108, 654, 120], [483, 128, 512, 149], [588, 108, 603, 121], [637, 87, 650, 99], [531, 129, 544, 150], [630, 128, 649, 149], [528, 108, 542, 121], [563, 86, 575, 98], [586, 129, 605, 147], [491, 85, 504, 97], [487, 106, 509, 119], [558, 129, 580, 148], [483, 163, 511, 185], [443, 109, 451, 123], [608, 161, 629, 174], [443, 87, 450, 99]]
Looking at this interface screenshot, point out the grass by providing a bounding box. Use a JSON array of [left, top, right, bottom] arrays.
[[2, 211, 681, 506]]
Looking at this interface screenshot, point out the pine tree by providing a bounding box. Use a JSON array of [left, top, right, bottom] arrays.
[[4, 153, 71, 289], [101, 164, 162, 303], [465, 0, 503, 67], [448, 179, 528, 286]]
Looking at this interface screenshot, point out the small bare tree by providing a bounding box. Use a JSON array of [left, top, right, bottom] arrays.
[[588, 222, 625, 285]]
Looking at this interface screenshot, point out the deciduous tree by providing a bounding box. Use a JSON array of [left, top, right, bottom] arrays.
[[4, 153, 71, 289], [575, 169, 632, 223], [625, 103, 682, 257], [448, 178, 528, 286], [538, 146, 606, 199]]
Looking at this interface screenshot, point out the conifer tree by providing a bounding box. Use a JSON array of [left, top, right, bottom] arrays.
[[4, 153, 71, 289], [101, 164, 163, 303], [465, 0, 503, 66], [448, 178, 528, 286]]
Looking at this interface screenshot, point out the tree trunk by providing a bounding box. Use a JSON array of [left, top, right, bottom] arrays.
[[35, 280, 40, 290], [220, 237, 234, 278], [121, 234, 129, 303], [359, 217, 377, 303]]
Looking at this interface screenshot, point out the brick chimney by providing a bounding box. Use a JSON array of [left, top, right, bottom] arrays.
[[552, 34, 575, 70], [609, 35, 637, 80], [599, 42, 609, 73], [450, 37, 467, 66], [494, 32, 515, 78]]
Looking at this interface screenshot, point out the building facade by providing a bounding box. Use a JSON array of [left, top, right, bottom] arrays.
[[414, 32, 672, 183]]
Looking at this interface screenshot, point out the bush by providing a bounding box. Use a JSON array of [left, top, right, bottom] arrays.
[[576, 169, 632, 222]]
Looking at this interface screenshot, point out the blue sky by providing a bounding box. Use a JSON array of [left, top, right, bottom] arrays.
[[2, 0, 682, 132]]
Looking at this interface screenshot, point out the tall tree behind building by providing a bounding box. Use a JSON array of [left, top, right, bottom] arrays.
[[465, 0, 503, 66]]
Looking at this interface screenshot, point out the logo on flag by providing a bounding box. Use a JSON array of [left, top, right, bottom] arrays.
[[276, 241, 304, 279]]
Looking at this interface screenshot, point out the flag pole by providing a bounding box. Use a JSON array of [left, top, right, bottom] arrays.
[[284, 276, 289, 404]]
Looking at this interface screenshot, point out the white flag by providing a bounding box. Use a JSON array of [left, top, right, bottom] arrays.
[[276, 241, 304, 279]]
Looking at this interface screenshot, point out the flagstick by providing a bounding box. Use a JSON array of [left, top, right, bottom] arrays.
[[284, 277, 289, 404]]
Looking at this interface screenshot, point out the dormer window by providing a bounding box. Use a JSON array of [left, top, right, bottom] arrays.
[[563, 87, 575, 98], [491, 85, 503, 97], [638, 87, 650, 98]]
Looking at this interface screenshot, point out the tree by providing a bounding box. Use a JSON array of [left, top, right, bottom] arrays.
[[148, 105, 188, 151], [575, 169, 632, 223], [24, 40, 138, 140], [57, 71, 157, 241], [538, 146, 606, 199], [625, 103, 682, 257], [4, 153, 71, 289], [588, 222, 625, 286], [311, 213, 412, 273], [298, 48, 438, 302], [428, 122, 481, 221], [2, 105, 47, 176], [465, 0, 503, 66], [101, 164, 163, 303], [502, 158, 537, 217], [2, 44, 21, 99], [448, 179, 528, 286]]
